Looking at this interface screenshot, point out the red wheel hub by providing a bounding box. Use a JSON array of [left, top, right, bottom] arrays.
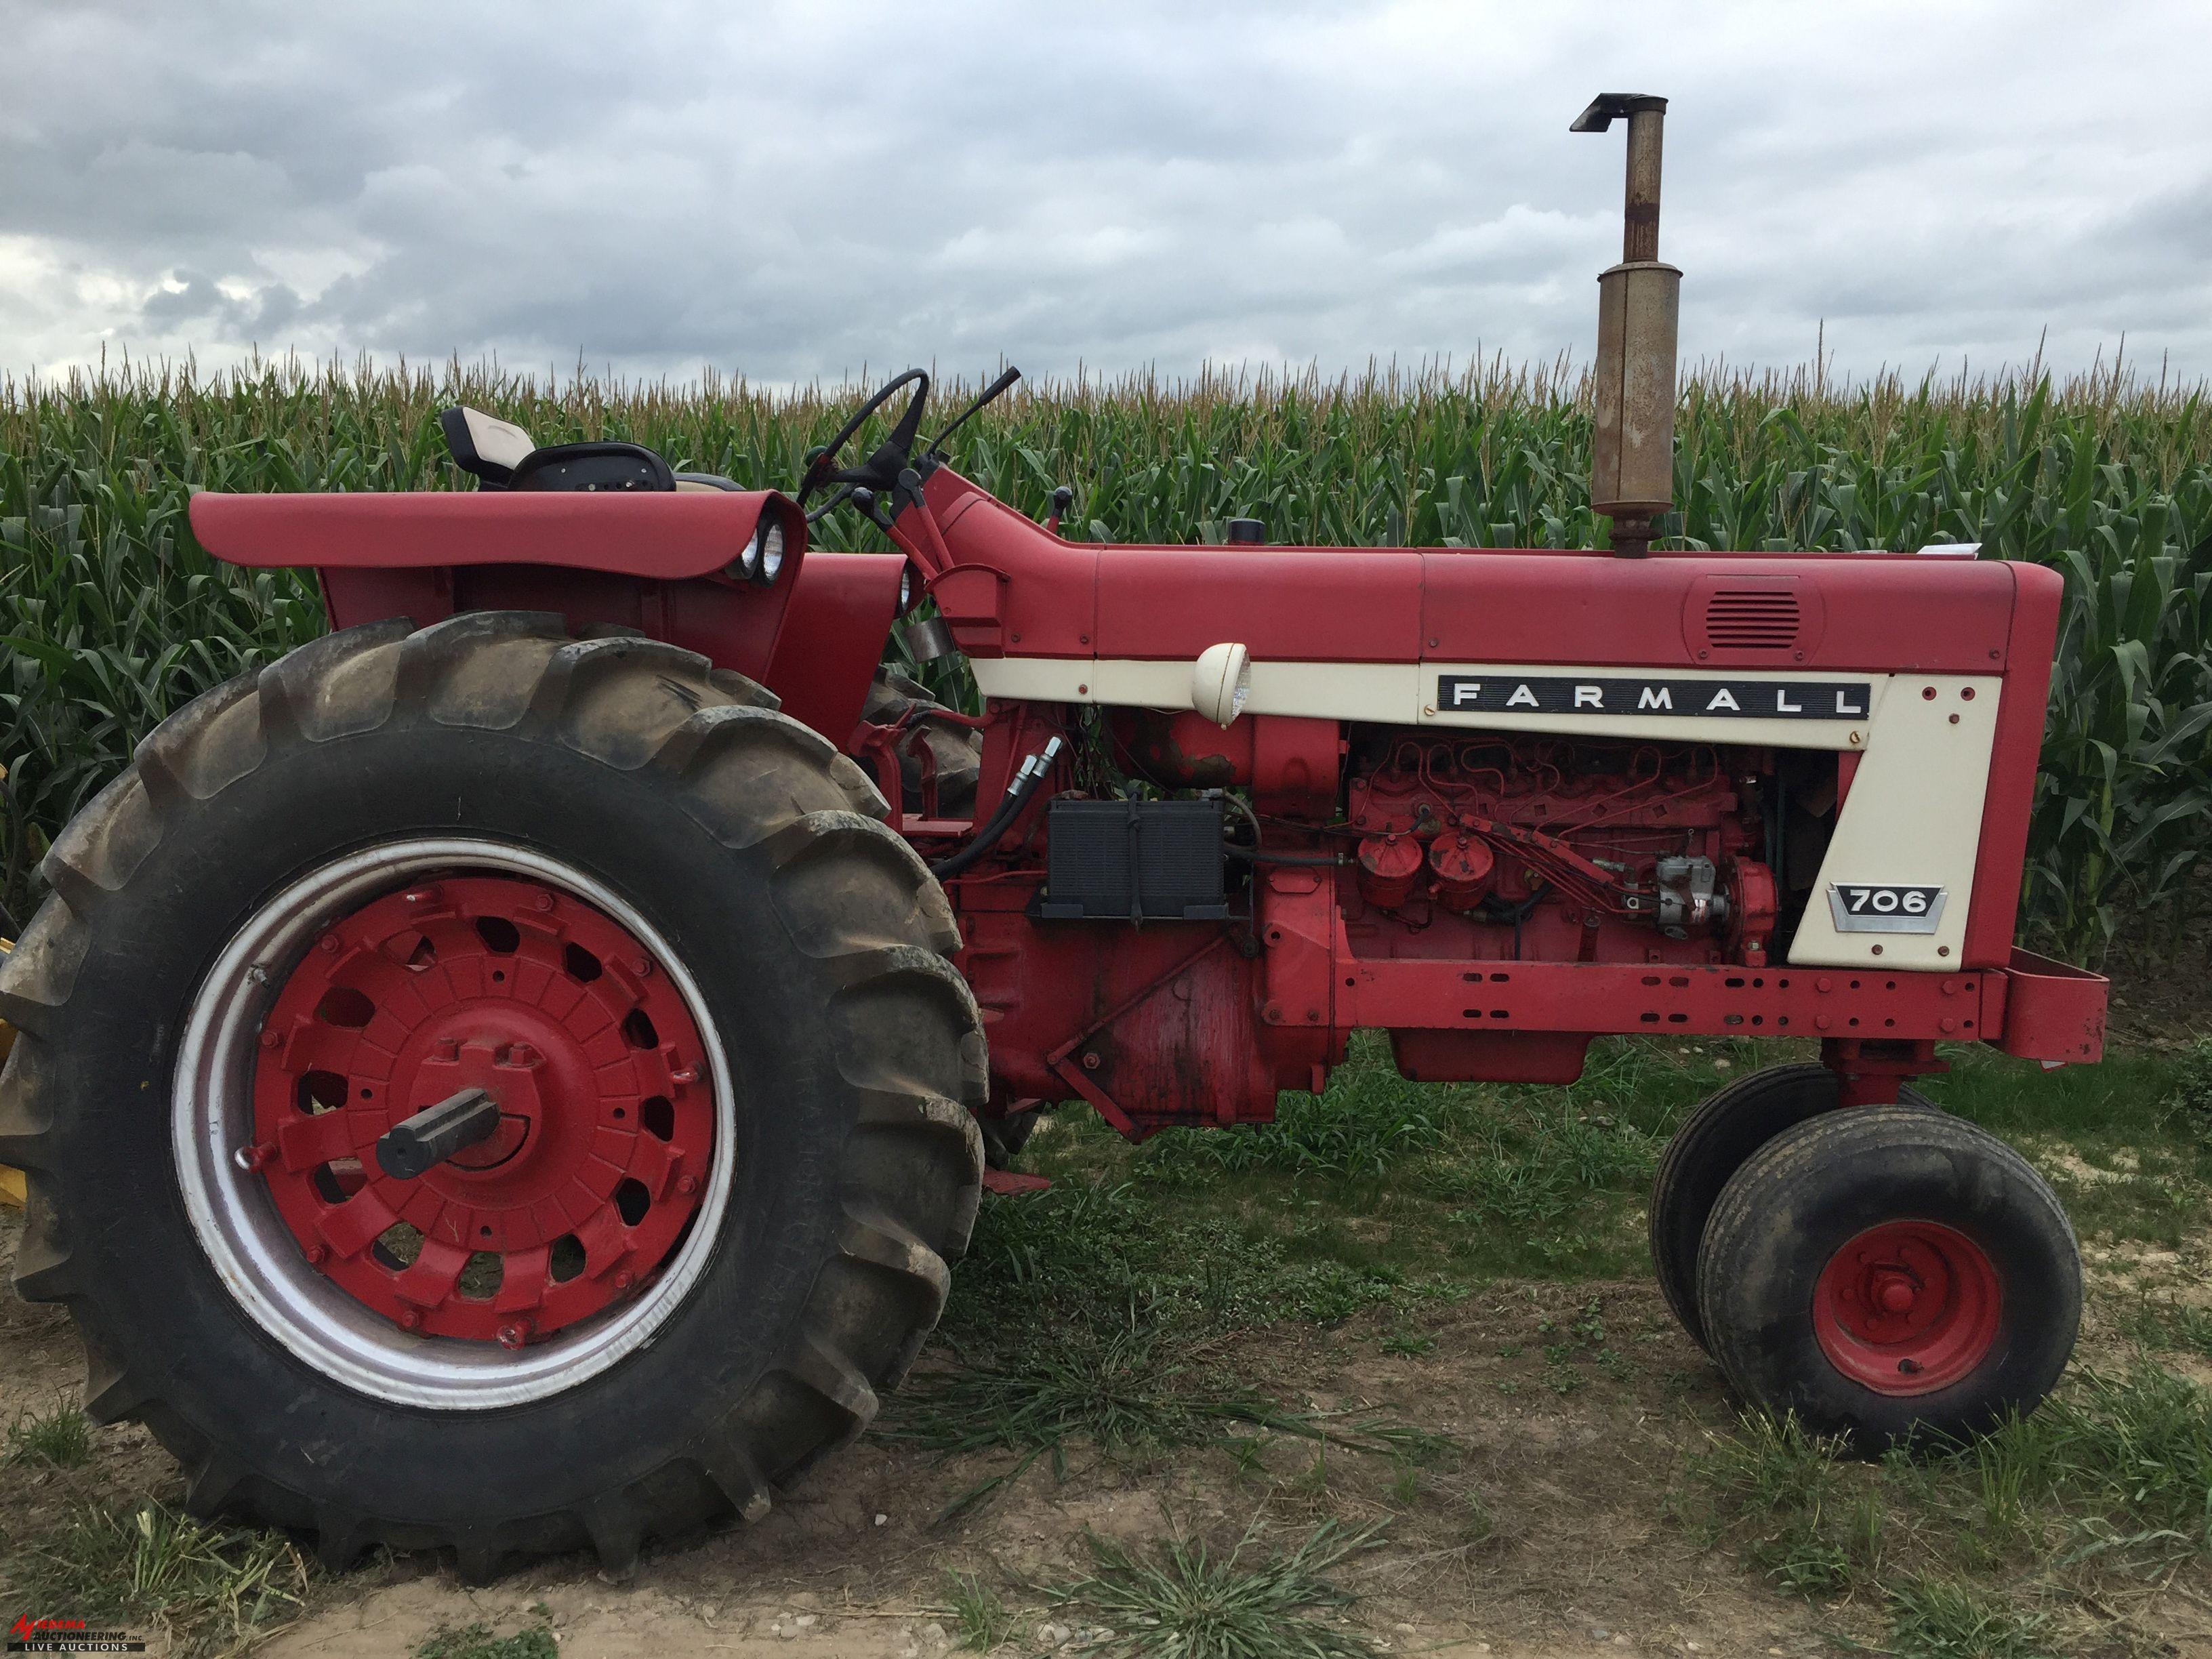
[[1812, 1220, 2001, 1396], [247, 876, 715, 1345]]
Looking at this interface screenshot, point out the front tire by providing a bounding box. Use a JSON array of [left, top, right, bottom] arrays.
[[0, 614, 986, 1574], [1649, 1065, 1931, 1351], [1696, 1107, 2079, 1451]]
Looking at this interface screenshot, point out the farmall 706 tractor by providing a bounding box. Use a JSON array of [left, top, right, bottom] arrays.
[[0, 97, 2107, 1574]]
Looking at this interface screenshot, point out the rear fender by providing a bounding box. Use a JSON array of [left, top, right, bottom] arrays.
[[188, 488, 795, 580], [188, 489, 899, 744]]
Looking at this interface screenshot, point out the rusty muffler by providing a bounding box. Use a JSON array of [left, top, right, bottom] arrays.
[[1574, 93, 1679, 558]]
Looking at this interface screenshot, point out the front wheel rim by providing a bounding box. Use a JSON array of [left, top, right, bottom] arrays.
[[173, 838, 739, 1410], [1811, 1219, 2001, 1397]]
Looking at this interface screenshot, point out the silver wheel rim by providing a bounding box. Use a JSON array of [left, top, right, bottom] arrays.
[[172, 837, 738, 1410]]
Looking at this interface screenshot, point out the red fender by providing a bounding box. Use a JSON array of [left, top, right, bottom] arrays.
[[188, 488, 792, 579], [187, 488, 899, 746]]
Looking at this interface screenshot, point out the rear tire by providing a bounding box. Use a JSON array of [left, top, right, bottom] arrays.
[[0, 614, 987, 1574], [864, 670, 981, 818], [1696, 1107, 2078, 1451], [1650, 1065, 1928, 1351]]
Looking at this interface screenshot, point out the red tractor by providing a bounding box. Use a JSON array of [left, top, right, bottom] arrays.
[[0, 97, 2105, 1574]]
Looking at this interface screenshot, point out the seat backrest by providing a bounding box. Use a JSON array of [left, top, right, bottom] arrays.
[[439, 405, 686, 493], [437, 407, 536, 484]]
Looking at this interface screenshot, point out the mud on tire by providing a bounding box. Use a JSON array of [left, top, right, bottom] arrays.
[[0, 614, 986, 1576]]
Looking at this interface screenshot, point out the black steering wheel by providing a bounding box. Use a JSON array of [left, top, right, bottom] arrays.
[[797, 369, 930, 518]]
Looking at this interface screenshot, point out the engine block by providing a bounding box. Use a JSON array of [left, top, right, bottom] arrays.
[[1340, 733, 1779, 967]]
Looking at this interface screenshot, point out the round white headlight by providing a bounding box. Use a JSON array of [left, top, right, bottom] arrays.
[[899, 561, 918, 613], [756, 520, 785, 584]]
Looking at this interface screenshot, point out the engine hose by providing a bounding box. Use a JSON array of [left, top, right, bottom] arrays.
[[1225, 845, 1343, 866], [1476, 884, 1549, 925], [1206, 790, 1343, 865], [928, 738, 1063, 880], [1477, 882, 1551, 962]]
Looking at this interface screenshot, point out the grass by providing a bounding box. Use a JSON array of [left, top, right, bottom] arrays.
[[1687, 1363, 2212, 1655], [886, 1314, 1450, 1521], [993, 1033, 2211, 1326], [5, 1399, 93, 1468], [2121, 1294, 2212, 1359], [905, 1036, 1702, 1513], [3, 355, 2209, 960], [1921, 1038, 2212, 1250], [1006, 1033, 1727, 1301], [1885, 1577, 2054, 1659], [0, 1500, 309, 1659], [920, 1033, 2212, 1641], [911, 1032, 2211, 1538], [1044, 1520, 1385, 1659], [939, 1570, 1021, 1652], [415, 1616, 558, 1659]]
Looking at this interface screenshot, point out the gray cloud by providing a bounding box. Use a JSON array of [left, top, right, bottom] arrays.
[[2, 0, 2207, 384]]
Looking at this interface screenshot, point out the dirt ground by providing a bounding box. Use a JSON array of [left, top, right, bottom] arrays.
[[9, 1205, 2212, 1659], [5, 930, 2208, 1658], [0, 1216, 1819, 1658]]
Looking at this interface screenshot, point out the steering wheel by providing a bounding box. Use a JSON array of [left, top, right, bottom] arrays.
[[797, 369, 931, 516]]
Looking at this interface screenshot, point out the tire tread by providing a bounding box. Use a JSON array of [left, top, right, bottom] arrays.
[[5, 613, 983, 1572]]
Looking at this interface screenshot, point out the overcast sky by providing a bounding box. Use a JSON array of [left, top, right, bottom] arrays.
[[3, 0, 2207, 389]]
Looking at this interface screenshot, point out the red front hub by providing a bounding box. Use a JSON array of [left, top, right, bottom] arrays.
[[1812, 1220, 2001, 1396], [247, 876, 715, 1344]]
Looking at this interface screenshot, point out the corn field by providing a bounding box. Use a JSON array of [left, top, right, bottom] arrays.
[[2, 354, 2207, 962]]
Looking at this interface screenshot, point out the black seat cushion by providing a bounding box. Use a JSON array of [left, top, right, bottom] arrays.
[[508, 441, 675, 493]]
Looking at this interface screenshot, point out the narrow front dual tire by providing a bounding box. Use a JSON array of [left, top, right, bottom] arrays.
[[1694, 1107, 2080, 1450], [0, 614, 987, 1576], [1649, 1064, 1932, 1352]]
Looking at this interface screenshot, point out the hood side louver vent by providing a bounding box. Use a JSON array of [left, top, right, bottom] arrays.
[[1682, 576, 1824, 663], [1702, 589, 1801, 649]]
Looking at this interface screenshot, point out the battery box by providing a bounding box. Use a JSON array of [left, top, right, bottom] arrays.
[[1036, 798, 1229, 921]]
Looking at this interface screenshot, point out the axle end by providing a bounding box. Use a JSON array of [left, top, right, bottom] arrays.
[[375, 1087, 501, 1181]]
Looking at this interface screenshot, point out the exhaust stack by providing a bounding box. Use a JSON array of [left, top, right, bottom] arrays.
[[1573, 93, 1679, 558]]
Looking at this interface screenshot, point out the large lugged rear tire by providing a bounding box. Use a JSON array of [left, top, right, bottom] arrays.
[[0, 614, 986, 1575]]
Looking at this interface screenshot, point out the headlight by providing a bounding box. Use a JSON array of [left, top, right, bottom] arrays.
[[899, 560, 921, 613], [754, 519, 785, 585]]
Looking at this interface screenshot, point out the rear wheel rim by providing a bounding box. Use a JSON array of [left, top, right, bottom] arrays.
[[173, 838, 738, 1410], [1812, 1219, 2000, 1397]]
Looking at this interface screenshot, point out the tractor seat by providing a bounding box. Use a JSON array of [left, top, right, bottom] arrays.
[[438, 405, 739, 493]]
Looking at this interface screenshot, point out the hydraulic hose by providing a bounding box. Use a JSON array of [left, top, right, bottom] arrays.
[[929, 737, 1065, 881]]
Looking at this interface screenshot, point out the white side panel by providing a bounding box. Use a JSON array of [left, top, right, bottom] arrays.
[[970, 656, 1191, 706], [1245, 661, 1419, 721], [1788, 676, 2000, 969], [970, 655, 1889, 745], [970, 655, 1417, 719]]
